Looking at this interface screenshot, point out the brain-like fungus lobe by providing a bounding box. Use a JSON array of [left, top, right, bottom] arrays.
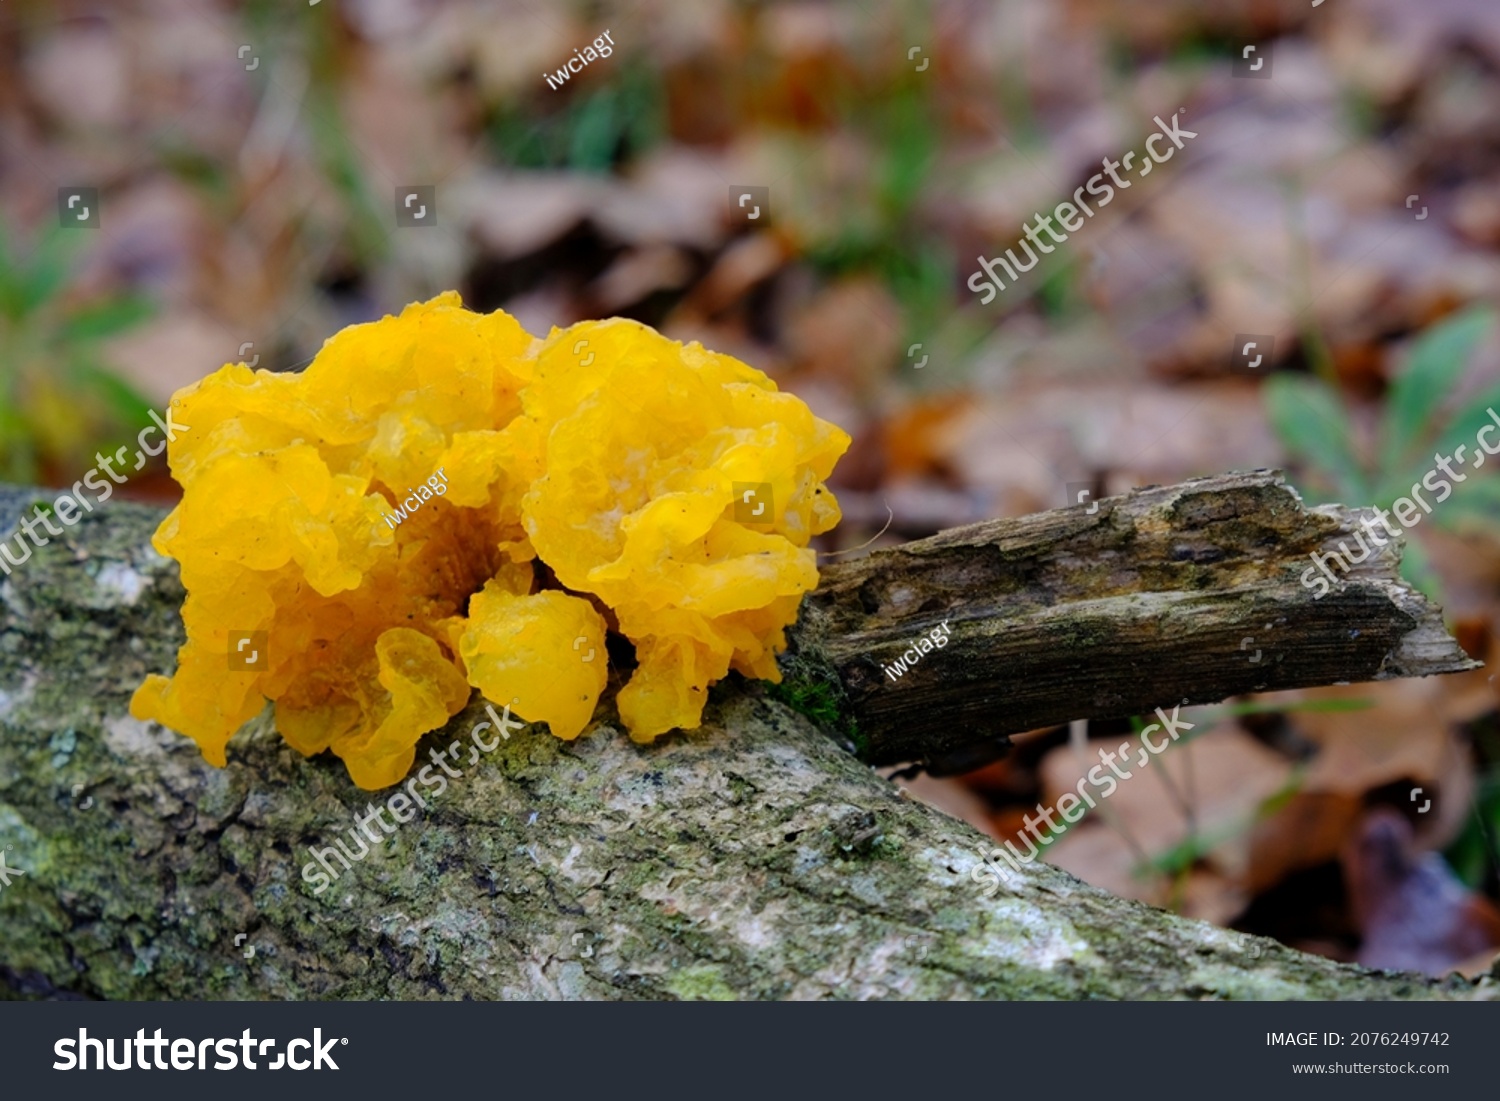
[[131, 294, 849, 789]]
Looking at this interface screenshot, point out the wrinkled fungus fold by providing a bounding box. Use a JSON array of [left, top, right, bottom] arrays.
[[131, 293, 849, 789]]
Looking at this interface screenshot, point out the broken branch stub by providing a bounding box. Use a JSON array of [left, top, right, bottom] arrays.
[[784, 471, 1478, 768]]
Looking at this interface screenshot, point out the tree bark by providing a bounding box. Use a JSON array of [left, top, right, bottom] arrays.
[[784, 471, 1477, 770], [0, 480, 1490, 1001]]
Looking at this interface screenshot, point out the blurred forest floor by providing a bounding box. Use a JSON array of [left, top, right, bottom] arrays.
[[3, 0, 1500, 977]]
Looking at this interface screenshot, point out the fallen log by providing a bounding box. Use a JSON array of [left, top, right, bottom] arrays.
[[0, 477, 1489, 1001]]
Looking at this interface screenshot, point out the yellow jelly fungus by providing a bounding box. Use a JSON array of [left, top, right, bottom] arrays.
[[458, 584, 609, 741], [522, 319, 848, 739], [131, 294, 848, 789]]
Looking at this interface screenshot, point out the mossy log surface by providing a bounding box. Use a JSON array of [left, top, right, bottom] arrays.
[[0, 482, 1491, 1001], [786, 471, 1477, 769]]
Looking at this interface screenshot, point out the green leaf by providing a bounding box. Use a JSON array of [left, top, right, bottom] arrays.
[[877, 87, 937, 219], [1263, 373, 1367, 501], [567, 89, 623, 172], [1206, 698, 1375, 717], [1444, 774, 1500, 890], [66, 359, 156, 426], [1379, 380, 1500, 504], [60, 295, 154, 341], [1436, 473, 1500, 536], [16, 226, 75, 317], [1380, 307, 1495, 469], [0, 407, 38, 484]]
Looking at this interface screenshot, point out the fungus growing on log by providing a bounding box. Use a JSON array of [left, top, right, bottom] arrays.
[[131, 294, 849, 789]]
